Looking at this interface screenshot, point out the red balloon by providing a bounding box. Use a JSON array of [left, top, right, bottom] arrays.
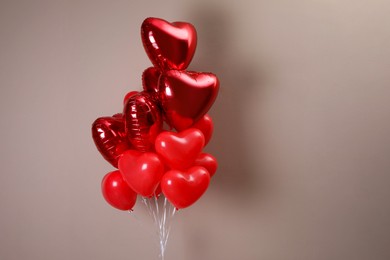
[[124, 92, 163, 152], [142, 67, 161, 94], [189, 114, 213, 146], [159, 70, 219, 130], [101, 170, 137, 211], [123, 91, 139, 106], [112, 113, 124, 119], [141, 17, 197, 71], [194, 153, 218, 177], [92, 116, 131, 168], [161, 166, 210, 209], [118, 150, 165, 197], [155, 128, 205, 170]]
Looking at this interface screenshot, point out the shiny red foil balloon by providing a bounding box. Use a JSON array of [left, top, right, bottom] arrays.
[[113, 113, 124, 119], [194, 153, 218, 177], [142, 67, 161, 94], [118, 150, 165, 197], [155, 128, 205, 170], [159, 70, 219, 130], [141, 17, 197, 71], [191, 114, 213, 146], [123, 91, 139, 106], [92, 115, 131, 168], [124, 92, 163, 152], [101, 170, 137, 211], [161, 166, 210, 209]]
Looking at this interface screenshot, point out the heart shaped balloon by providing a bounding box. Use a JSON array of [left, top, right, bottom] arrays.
[[155, 128, 204, 170], [101, 170, 137, 211], [161, 166, 210, 209], [118, 150, 165, 197], [142, 67, 161, 94], [191, 114, 213, 146], [124, 92, 163, 152], [194, 153, 218, 177], [141, 17, 197, 70], [92, 115, 131, 168], [123, 91, 139, 105], [159, 70, 219, 130]]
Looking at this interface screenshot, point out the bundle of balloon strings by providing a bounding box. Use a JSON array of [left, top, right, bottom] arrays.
[[92, 17, 219, 259]]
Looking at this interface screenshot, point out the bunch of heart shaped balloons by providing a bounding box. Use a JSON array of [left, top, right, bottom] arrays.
[[92, 17, 219, 211]]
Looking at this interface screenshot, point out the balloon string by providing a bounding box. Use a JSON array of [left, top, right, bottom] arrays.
[[163, 199, 176, 250], [127, 209, 157, 239], [140, 196, 177, 260], [141, 197, 158, 229], [154, 196, 165, 259], [162, 197, 167, 242]]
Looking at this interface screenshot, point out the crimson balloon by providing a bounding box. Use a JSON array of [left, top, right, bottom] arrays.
[[194, 153, 218, 177], [119, 150, 165, 197], [191, 114, 213, 146], [123, 91, 139, 105], [142, 67, 161, 94], [155, 128, 205, 170], [161, 166, 210, 209], [92, 115, 131, 168], [141, 17, 197, 71], [124, 92, 163, 152], [101, 170, 137, 211], [159, 70, 219, 131]]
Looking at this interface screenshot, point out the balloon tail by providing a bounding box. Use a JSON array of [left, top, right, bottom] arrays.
[[141, 196, 176, 259]]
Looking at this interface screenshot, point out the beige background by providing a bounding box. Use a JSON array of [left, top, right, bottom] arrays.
[[1, 0, 390, 259]]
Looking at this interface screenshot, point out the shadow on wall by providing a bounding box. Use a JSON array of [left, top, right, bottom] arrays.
[[187, 7, 267, 202]]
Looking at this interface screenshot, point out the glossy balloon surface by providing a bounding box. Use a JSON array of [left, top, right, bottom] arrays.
[[101, 170, 137, 211], [142, 67, 161, 94], [161, 166, 210, 209], [159, 70, 219, 130], [155, 128, 204, 170], [92, 116, 131, 168], [123, 91, 139, 106], [141, 17, 197, 70], [194, 153, 218, 177], [190, 114, 213, 145], [124, 92, 163, 152], [118, 150, 165, 197]]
